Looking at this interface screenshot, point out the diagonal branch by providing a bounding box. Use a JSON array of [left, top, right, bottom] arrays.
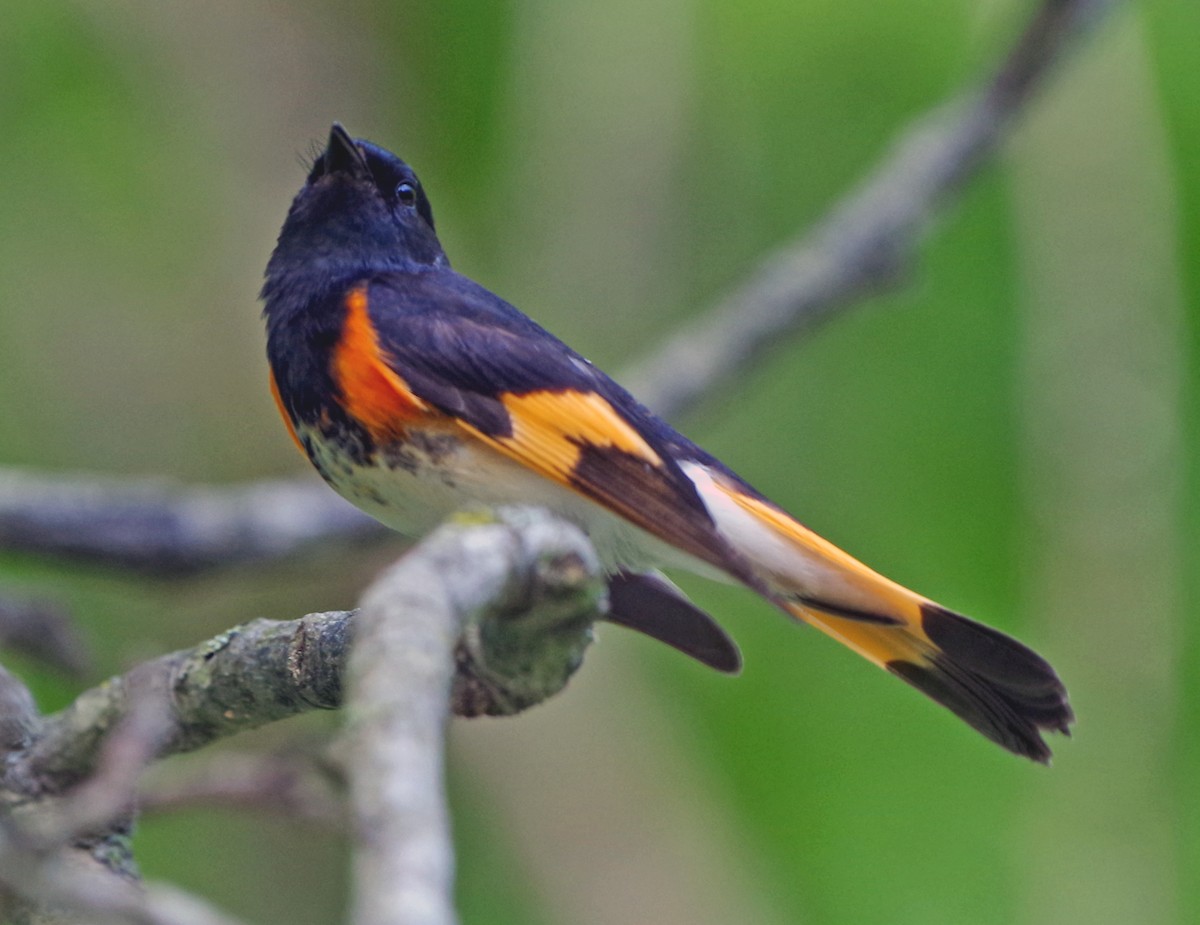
[[621, 0, 1120, 419], [1, 670, 249, 925], [0, 832, 251, 925], [7, 609, 355, 797]]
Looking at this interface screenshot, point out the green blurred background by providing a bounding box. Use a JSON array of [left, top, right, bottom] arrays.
[[2, 1, 1198, 923]]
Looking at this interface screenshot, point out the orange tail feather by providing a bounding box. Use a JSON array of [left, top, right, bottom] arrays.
[[700, 469, 1073, 761], [789, 598, 1072, 763]]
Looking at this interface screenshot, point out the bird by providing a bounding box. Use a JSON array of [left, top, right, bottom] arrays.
[[263, 124, 1072, 762]]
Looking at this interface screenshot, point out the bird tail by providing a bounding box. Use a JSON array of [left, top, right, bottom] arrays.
[[688, 464, 1073, 762], [787, 598, 1072, 763]]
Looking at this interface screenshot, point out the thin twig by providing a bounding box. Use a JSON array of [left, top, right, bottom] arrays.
[[0, 592, 91, 677], [0, 663, 40, 761], [1, 672, 223, 925], [0, 829, 251, 925], [139, 749, 346, 828], [19, 669, 174, 847]]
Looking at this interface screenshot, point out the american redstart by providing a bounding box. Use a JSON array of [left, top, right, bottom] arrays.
[[263, 124, 1072, 761]]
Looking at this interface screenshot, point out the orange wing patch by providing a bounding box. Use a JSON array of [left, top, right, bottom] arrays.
[[333, 286, 429, 440], [478, 389, 662, 482], [457, 389, 741, 574]]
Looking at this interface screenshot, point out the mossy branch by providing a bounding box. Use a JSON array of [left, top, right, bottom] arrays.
[[1, 508, 603, 925]]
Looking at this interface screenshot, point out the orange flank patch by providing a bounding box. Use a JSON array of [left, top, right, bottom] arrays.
[[269, 368, 305, 455], [332, 286, 429, 439], [473, 389, 663, 484]]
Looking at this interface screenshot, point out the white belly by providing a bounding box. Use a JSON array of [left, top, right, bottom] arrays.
[[300, 424, 682, 573]]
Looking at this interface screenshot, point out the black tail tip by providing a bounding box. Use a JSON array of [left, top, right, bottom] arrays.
[[889, 604, 1074, 763]]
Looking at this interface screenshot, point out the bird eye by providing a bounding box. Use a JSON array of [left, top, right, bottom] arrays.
[[396, 181, 417, 205]]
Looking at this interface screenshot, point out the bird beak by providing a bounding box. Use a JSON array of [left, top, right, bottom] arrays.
[[325, 123, 369, 178]]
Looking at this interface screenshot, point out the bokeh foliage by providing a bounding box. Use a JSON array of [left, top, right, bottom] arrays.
[[2, 1, 1197, 923]]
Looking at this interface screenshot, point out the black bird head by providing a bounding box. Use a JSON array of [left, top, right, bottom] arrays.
[[263, 124, 447, 309]]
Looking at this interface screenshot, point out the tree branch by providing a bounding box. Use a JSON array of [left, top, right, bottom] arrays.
[[7, 610, 354, 798], [0, 470, 383, 574], [0, 669, 250, 925], [345, 507, 602, 925], [0, 833, 250, 925], [138, 748, 346, 828], [18, 669, 173, 847], [621, 0, 1119, 419], [2, 508, 603, 925], [0, 592, 91, 677], [0, 663, 40, 761]]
